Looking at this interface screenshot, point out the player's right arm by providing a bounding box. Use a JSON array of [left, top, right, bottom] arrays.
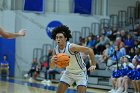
[[50, 49, 57, 69]]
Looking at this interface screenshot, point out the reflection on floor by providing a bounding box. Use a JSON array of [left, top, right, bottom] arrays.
[[0, 78, 108, 93]]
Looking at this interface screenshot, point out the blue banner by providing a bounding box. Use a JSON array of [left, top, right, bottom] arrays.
[[46, 20, 63, 39], [0, 38, 15, 77], [74, 0, 92, 14], [23, 0, 44, 13]]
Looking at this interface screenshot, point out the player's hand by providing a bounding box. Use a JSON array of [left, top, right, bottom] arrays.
[[51, 55, 57, 63], [88, 65, 96, 71], [50, 55, 57, 69], [18, 29, 26, 36]]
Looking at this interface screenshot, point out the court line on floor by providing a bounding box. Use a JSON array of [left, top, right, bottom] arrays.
[[0, 78, 93, 93]]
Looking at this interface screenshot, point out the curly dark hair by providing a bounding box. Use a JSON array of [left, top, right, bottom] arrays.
[[51, 25, 72, 41]]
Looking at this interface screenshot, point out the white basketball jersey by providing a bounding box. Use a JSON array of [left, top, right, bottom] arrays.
[[55, 42, 86, 73]]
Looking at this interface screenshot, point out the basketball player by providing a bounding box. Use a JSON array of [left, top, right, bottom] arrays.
[[51, 25, 96, 93], [0, 27, 26, 38]]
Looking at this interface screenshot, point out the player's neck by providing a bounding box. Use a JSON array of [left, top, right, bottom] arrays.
[[59, 42, 67, 50]]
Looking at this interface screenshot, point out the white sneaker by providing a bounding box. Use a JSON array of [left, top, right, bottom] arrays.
[[122, 91, 128, 93], [108, 89, 116, 93], [41, 79, 48, 84], [24, 74, 28, 78], [41, 80, 52, 86], [46, 80, 52, 86], [116, 87, 123, 93], [29, 77, 33, 82]]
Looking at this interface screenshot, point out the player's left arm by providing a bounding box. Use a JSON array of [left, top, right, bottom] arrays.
[[70, 44, 96, 71]]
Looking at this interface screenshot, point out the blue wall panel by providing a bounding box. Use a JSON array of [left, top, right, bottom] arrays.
[[0, 38, 15, 77]]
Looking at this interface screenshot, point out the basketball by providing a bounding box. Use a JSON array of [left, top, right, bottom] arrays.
[[55, 53, 70, 68]]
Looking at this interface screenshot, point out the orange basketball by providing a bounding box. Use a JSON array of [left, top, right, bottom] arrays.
[[55, 53, 70, 68]]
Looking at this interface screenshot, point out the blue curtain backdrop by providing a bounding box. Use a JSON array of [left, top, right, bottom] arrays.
[[0, 38, 15, 77], [23, 0, 44, 13], [74, 0, 92, 14]]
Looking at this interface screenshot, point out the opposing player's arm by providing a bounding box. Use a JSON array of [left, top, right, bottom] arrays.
[[0, 27, 26, 38], [70, 44, 96, 66]]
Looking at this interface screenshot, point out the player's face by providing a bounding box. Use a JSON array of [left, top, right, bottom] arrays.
[[55, 33, 67, 46]]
